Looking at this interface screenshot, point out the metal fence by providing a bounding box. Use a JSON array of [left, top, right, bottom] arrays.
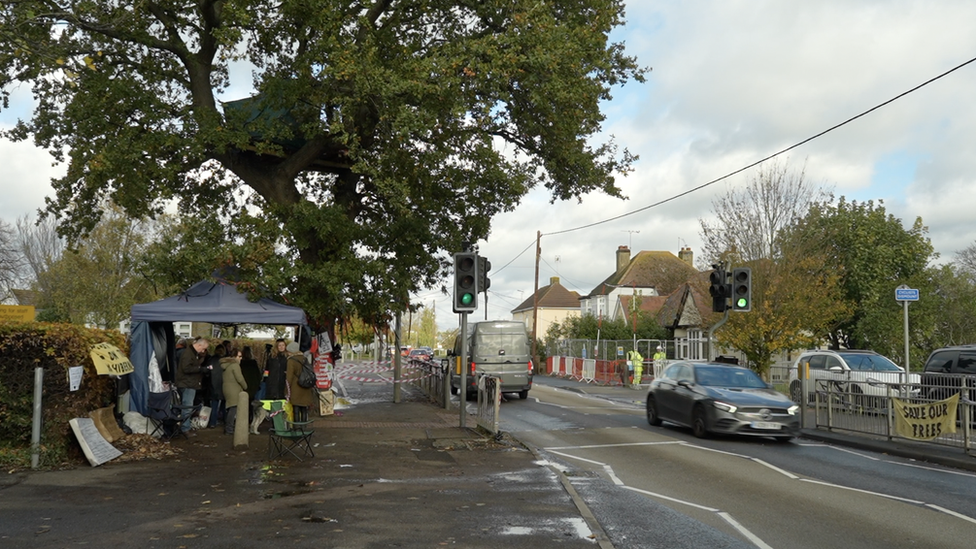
[[407, 357, 448, 408], [476, 375, 502, 434], [792, 372, 976, 455]]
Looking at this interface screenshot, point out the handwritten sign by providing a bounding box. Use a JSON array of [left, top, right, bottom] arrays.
[[892, 393, 959, 440], [0, 305, 35, 322], [89, 342, 134, 375], [68, 366, 84, 391]]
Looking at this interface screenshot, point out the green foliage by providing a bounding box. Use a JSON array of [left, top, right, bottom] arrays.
[[548, 313, 666, 341], [784, 198, 936, 352], [1, 1, 645, 334], [0, 322, 124, 469]]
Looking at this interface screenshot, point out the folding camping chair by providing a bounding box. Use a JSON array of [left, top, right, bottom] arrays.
[[147, 388, 200, 441], [268, 401, 314, 461]]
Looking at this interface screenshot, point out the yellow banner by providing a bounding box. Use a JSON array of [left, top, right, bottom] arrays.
[[0, 305, 35, 322], [893, 394, 959, 440], [89, 342, 134, 376]]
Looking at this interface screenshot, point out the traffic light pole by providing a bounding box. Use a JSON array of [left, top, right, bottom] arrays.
[[459, 312, 469, 428], [707, 308, 730, 361]]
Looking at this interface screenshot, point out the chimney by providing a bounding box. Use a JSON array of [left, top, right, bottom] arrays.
[[678, 246, 694, 267], [549, 276, 560, 286], [616, 246, 631, 276]]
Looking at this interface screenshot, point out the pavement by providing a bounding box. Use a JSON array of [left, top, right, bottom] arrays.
[[2, 372, 975, 549]]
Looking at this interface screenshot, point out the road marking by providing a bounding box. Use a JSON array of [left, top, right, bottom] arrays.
[[545, 441, 683, 451], [718, 511, 775, 549], [546, 450, 624, 485], [894, 461, 976, 478], [925, 504, 976, 525], [623, 485, 719, 512], [798, 478, 925, 504], [751, 458, 799, 480]]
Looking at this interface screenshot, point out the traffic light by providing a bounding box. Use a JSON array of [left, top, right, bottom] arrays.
[[731, 267, 752, 312], [478, 256, 491, 294], [709, 265, 729, 313], [453, 252, 478, 313]]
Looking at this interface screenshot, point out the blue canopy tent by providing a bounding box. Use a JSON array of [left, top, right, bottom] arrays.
[[127, 280, 307, 415]]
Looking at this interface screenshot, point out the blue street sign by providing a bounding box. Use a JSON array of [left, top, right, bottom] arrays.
[[895, 288, 919, 302]]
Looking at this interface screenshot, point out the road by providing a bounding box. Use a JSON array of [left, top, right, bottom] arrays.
[[499, 378, 976, 549]]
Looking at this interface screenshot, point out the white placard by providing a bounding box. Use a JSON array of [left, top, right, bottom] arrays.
[[68, 418, 123, 466], [68, 366, 84, 391]]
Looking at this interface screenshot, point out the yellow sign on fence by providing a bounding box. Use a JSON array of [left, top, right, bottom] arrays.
[[892, 393, 959, 440], [89, 342, 134, 376], [0, 305, 35, 322]]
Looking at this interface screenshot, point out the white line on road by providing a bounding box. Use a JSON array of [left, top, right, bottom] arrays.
[[798, 478, 925, 504], [925, 504, 976, 525], [623, 485, 720, 512], [718, 512, 775, 549], [545, 441, 684, 450]]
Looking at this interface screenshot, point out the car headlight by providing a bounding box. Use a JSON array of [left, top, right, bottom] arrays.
[[712, 401, 737, 413], [788, 404, 799, 415]]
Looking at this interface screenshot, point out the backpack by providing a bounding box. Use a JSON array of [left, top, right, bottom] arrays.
[[295, 355, 316, 389]]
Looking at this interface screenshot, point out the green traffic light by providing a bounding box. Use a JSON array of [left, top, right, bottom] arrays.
[[460, 293, 474, 306], [736, 298, 748, 308]]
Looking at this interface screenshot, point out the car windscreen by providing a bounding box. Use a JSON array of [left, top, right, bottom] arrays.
[[475, 332, 529, 356], [841, 353, 900, 371], [694, 366, 766, 388]]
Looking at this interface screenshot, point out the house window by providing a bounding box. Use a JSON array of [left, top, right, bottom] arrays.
[[175, 323, 192, 338]]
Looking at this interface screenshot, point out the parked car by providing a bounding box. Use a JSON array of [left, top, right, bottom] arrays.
[[920, 345, 976, 402], [788, 349, 919, 407], [408, 348, 432, 361], [646, 361, 800, 441]]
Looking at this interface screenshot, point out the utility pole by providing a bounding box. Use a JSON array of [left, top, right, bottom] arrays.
[[531, 230, 541, 374]]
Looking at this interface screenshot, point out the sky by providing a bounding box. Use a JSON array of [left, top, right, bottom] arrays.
[[3, 1, 976, 333]]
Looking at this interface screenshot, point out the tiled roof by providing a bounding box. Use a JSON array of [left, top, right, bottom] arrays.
[[512, 279, 581, 313], [617, 294, 669, 318], [586, 251, 698, 297], [10, 289, 38, 306]]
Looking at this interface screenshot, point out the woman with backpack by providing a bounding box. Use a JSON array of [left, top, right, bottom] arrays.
[[285, 342, 314, 422]]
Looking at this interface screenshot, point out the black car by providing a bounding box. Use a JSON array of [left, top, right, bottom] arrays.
[[646, 361, 800, 441], [921, 345, 976, 401]]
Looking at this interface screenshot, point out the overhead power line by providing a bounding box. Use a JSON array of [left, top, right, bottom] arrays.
[[544, 54, 976, 237]]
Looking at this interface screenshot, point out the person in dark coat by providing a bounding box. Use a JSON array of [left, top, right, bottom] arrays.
[[264, 339, 289, 400], [240, 346, 262, 426], [175, 337, 209, 430], [206, 345, 226, 428]]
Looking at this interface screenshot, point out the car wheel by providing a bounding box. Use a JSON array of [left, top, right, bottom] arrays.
[[692, 405, 709, 438], [518, 390, 529, 400], [789, 380, 802, 404], [646, 396, 662, 426]]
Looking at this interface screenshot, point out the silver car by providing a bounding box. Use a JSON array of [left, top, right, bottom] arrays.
[[646, 361, 800, 441]]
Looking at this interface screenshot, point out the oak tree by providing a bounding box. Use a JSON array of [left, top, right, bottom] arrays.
[[0, 1, 645, 333]]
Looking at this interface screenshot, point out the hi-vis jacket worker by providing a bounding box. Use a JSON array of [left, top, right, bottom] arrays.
[[653, 345, 667, 378], [628, 349, 644, 387]]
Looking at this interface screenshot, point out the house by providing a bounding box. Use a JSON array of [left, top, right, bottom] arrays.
[[512, 277, 581, 337], [580, 246, 698, 320]]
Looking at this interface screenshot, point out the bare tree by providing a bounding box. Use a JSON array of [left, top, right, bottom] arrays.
[[956, 243, 976, 283], [699, 160, 832, 265], [16, 214, 65, 292], [0, 218, 22, 296]]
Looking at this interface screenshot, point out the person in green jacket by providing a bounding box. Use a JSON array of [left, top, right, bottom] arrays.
[[627, 349, 644, 388]]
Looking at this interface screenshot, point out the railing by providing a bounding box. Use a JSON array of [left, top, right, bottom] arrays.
[[408, 357, 447, 408], [476, 375, 501, 434], [797, 374, 975, 455]]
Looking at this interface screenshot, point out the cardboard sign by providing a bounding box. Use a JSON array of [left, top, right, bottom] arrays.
[[89, 342, 134, 375], [0, 305, 35, 322]]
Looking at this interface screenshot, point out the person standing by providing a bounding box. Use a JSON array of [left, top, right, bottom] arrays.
[[285, 342, 314, 423], [175, 337, 209, 431], [653, 345, 667, 379], [221, 347, 247, 435], [629, 348, 645, 388], [264, 339, 289, 400], [206, 345, 226, 428], [240, 346, 262, 429]]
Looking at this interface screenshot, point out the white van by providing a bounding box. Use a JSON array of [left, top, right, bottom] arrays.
[[450, 320, 533, 399]]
